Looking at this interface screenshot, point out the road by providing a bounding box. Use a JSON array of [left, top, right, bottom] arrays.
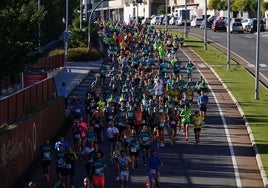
[[26, 48, 264, 187], [186, 26, 268, 79]]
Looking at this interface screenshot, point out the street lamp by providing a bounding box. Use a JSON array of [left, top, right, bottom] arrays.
[[204, 0, 207, 50], [63, 0, 69, 67], [255, 0, 261, 100], [38, 0, 41, 52], [227, 0, 230, 69], [88, 0, 105, 51]]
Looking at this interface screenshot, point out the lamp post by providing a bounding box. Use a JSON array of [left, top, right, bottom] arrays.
[[204, 0, 207, 50], [38, 0, 41, 52], [227, 0, 230, 69], [255, 0, 261, 100], [184, 0, 187, 38], [165, 0, 168, 32], [63, 0, 69, 67], [88, 0, 105, 51]]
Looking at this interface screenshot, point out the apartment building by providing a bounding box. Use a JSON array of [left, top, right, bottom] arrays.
[[84, 0, 222, 23]]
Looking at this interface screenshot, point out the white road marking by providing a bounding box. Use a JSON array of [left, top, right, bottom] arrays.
[[260, 64, 268, 68], [197, 63, 206, 68], [244, 35, 252, 39]]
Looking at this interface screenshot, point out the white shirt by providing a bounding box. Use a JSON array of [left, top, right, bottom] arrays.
[[107, 126, 119, 138]]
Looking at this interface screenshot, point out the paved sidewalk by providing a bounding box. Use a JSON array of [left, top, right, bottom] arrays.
[[48, 61, 102, 99]]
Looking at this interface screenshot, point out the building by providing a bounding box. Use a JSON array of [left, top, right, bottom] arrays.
[[83, 0, 232, 23]]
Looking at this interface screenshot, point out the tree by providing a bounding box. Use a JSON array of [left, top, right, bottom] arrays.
[[0, 0, 79, 88], [208, 0, 222, 10], [157, 4, 166, 15], [0, 0, 45, 85]]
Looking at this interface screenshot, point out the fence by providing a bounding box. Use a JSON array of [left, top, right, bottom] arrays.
[[0, 77, 57, 126]]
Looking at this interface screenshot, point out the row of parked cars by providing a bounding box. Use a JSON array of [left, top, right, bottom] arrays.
[[200, 16, 266, 33], [142, 15, 191, 26], [138, 15, 266, 33]]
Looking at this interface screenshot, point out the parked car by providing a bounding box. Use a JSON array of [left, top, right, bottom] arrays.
[[177, 17, 190, 26], [241, 18, 251, 31], [227, 22, 243, 33], [141, 17, 152, 25], [156, 17, 164, 25], [244, 18, 265, 33], [169, 17, 179, 25], [200, 19, 213, 29], [200, 15, 217, 29], [162, 16, 171, 25], [212, 20, 226, 32], [150, 16, 159, 25], [191, 17, 203, 27]]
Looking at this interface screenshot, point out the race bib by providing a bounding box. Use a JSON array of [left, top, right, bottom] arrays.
[[120, 171, 128, 176], [159, 122, 165, 127], [131, 148, 137, 152], [44, 152, 50, 158], [95, 168, 102, 174], [95, 124, 100, 128], [65, 164, 72, 169], [149, 169, 156, 174], [75, 134, 81, 139], [171, 121, 176, 125]]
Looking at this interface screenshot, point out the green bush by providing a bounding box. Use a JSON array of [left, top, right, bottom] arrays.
[[48, 47, 101, 61], [68, 47, 89, 61], [48, 49, 64, 56]]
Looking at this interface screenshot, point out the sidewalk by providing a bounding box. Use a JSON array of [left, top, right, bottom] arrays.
[[49, 61, 102, 99]]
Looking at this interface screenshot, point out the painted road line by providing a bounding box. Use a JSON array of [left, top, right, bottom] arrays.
[[260, 64, 268, 68]]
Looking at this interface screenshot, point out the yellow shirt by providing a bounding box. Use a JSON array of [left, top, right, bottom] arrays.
[[192, 115, 203, 129]]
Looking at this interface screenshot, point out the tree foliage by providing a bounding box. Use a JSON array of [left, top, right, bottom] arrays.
[[0, 0, 79, 83]]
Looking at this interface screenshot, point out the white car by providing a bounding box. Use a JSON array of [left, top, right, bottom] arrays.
[[177, 17, 190, 26], [150, 16, 159, 25], [190, 18, 203, 27], [169, 17, 179, 25], [241, 18, 251, 31]]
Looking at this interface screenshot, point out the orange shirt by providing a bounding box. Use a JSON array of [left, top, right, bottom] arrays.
[[134, 111, 143, 125]]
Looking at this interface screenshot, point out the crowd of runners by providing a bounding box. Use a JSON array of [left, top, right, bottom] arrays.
[[39, 20, 209, 188]]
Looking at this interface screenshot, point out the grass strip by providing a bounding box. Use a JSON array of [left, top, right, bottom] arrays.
[[169, 30, 268, 173]]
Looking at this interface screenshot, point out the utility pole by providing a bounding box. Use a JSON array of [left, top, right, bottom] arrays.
[[227, 0, 230, 69], [165, 0, 168, 32], [64, 0, 69, 67], [38, 0, 41, 52], [184, 0, 187, 38], [204, 0, 207, 50], [255, 0, 261, 100]]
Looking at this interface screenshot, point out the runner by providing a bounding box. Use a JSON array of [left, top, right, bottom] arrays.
[[92, 152, 107, 188], [139, 125, 153, 166], [129, 129, 141, 173], [198, 89, 209, 121], [180, 104, 192, 141], [107, 122, 120, 161], [167, 107, 179, 146], [55, 144, 66, 187], [40, 138, 53, 182], [71, 119, 83, 154], [192, 110, 204, 144], [147, 149, 164, 188], [156, 108, 167, 147], [64, 145, 78, 188], [80, 141, 95, 180], [116, 149, 132, 188]]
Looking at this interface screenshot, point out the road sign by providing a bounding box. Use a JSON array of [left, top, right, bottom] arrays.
[[64, 31, 71, 42]]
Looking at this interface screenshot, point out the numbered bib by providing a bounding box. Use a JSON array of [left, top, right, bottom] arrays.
[[149, 169, 157, 174], [120, 171, 128, 176], [131, 148, 137, 152]]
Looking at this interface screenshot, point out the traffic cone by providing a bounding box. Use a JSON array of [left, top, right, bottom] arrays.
[[145, 179, 150, 188]]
